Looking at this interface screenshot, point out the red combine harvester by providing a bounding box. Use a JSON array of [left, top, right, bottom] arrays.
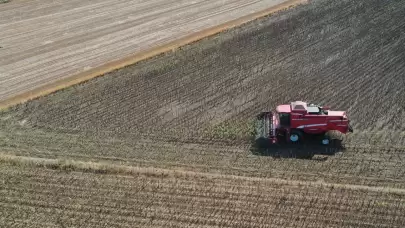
[[255, 101, 353, 146]]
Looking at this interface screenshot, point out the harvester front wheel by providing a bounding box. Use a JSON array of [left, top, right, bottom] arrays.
[[289, 130, 303, 144]]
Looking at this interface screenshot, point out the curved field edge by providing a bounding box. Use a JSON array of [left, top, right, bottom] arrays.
[[0, 0, 307, 110]]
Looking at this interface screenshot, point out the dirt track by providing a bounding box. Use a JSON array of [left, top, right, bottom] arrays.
[[0, 0, 302, 106]]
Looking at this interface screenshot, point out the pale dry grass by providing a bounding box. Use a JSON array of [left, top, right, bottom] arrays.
[[2, 153, 405, 195]]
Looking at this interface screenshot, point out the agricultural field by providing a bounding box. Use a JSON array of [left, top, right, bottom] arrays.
[[1, 0, 405, 227], [0, 0, 297, 104], [1, 157, 405, 228]]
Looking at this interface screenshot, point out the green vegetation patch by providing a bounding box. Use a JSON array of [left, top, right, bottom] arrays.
[[203, 119, 255, 141]]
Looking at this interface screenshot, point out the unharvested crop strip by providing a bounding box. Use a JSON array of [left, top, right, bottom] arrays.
[[2, 153, 405, 195], [0, 0, 308, 110]]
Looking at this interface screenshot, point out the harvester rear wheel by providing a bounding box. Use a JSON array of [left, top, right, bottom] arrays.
[[323, 130, 344, 147], [321, 135, 331, 145]]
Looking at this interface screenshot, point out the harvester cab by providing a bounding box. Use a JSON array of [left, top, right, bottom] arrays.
[[255, 101, 353, 146]]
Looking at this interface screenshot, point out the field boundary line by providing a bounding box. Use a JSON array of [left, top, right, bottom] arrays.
[[2, 153, 404, 195], [0, 0, 308, 110]]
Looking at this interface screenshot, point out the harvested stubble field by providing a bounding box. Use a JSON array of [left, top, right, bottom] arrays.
[[1, 158, 405, 228], [1, 0, 405, 227], [0, 0, 295, 104]]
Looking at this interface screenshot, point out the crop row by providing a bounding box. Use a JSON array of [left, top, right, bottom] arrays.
[[1, 1, 405, 227], [5, 0, 405, 141], [1, 163, 405, 228], [2, 123, 405, 189]]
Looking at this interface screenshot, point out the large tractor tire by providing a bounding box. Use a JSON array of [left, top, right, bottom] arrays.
[[254, 112, 271, 149], [289, 129, 303, 144], [322, 130, 345, 148]]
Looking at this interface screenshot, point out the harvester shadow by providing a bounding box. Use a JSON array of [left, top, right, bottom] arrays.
[[250, 138, 346, 160]]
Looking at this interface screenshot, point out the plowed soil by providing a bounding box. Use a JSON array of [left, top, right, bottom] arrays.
[[1, 0, 405, 227]]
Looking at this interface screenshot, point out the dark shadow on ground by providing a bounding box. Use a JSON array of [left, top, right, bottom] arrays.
[[250, 137, 346, 159]]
